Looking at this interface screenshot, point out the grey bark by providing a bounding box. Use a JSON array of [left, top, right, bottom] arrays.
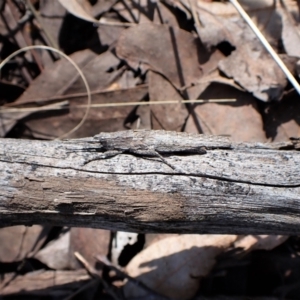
[[0, 130, 300, 234]]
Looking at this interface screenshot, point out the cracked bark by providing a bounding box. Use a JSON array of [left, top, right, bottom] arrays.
[[0, 130, 300, 234]]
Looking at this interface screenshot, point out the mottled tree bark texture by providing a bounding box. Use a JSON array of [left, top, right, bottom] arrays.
[[1, 130, 300, 234]]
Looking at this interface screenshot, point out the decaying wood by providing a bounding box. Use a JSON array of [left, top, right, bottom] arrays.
[[0, 130, 300, 234]]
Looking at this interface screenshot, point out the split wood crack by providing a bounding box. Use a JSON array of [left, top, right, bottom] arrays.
[[69, 130, 300, 188]]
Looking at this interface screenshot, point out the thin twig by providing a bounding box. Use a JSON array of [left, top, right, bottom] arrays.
[[3, 85, 148, 107], [0, 101, 68, 113], [0, 99, 236, 113]]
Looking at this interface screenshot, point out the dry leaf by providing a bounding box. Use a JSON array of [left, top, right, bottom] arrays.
[[58, 0, 98, 23], [116, 23, 208, 99], [196, 4, 287, 101], [40, 0, 66, 53], [35, 231, 71, 270], [13, 49, 97, 106], [8, 50, 143, 138], [218, 48, 286, 101], [149, 71, 188, 131], [144, 233, 180, 248], [91, 0, 119, 16], [185, 83, 266, 142], [1, 269, 89, 296], [69, 228, 110, 269], [196, 0, 276, 16], [127, 104, 152, 130], [97, 24, 126, 47], [35, 228, 110, 270], [1, 49, 97, 137], [0, 226, 49, 263], [0, 110, 33, 137], [114, 0, 179, 25], [113, 0, 154, 24], [123, 234, 237, 300], [23, 84, 148, 139], [279, 4, 300, 57], [234, 235, 289, 252]]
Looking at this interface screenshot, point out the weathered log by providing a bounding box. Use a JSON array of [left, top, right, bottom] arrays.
[[0, 130, 300, 234]]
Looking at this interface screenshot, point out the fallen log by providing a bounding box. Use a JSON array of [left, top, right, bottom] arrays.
[[0, 130, 300, 234]]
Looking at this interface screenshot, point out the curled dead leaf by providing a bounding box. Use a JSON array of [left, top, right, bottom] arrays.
[[124, 234, 238, 300]]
